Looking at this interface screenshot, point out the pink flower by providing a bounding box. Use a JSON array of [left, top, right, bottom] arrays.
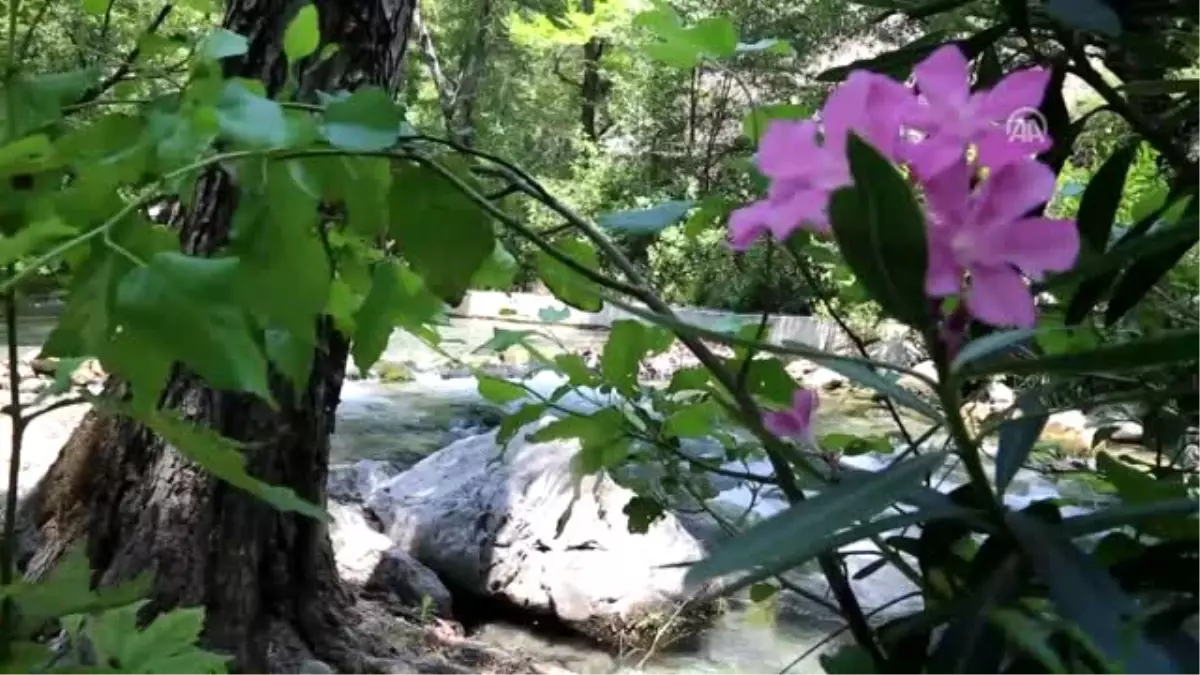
[[905, 45, 1052, 179], [923, 159, 1079, 328], [728, 71, 915, 250], [763, 388, 819, 445]]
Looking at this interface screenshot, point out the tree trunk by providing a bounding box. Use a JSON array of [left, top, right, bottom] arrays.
[[448, 0, 494, 148], [21, 0, 415, 672], [578, 0, 604, 142]]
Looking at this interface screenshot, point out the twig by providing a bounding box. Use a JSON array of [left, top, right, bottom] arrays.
[[1, 265, 22, 660], [786, 245, 920, 451], [778, 591, 922, 674], [74, 4, 174, 107]]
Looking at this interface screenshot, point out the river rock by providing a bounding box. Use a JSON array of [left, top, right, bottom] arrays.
[[364, 419, 713, 644], [329, 502, 453, 617], [895, 360, 938, 394]]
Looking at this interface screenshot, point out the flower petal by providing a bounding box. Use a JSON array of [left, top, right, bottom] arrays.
[[926, 238, 962, 296], [764, 409, 806, 439], [975, 160, 1056, 227], [903, 137, 968, 182], [1000, 217, 1080, 279], [975, 126, 1052, 171], [966, 265, 1037, 328], [824, 71, 914, 159], [792, 388, 819, 429], [728, 202, 772, 250], [912, 45, 971, 108], [757, 120, 820, 179], [978, 67, 1051, 121], [767, 188, 832, 236], [921, 158, 973, 226]]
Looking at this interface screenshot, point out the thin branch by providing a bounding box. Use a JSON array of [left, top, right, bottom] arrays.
[[786, 245, 919, 450], [74, 3, 174, 107]]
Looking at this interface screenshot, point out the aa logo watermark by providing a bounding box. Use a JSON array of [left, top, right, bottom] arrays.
[[1005, 106, 1048, 145]]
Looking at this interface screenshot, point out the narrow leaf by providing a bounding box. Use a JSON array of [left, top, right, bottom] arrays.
[[829, 134, 930, 328], [950, 328, 1045, 372], [685, 452, 949, 585], [995, 395, 1048, 493], [958, 329, 1198, 378], [597, 201, 695, 234], [1006, 512, 1174, 672], [1076, 143, 1138, 253]]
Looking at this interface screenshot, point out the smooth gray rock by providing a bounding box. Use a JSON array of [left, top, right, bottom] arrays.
[[328, 502, 453, 618], [365, 418, 710, 634]]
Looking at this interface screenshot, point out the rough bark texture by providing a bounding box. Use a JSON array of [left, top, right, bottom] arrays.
[[22, 0, 415, 671]]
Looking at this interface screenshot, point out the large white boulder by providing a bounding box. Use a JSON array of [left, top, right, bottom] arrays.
[[365, 418, 713, 642]]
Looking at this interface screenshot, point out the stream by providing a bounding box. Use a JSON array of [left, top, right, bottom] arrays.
[[3, 314, 1102, 674]]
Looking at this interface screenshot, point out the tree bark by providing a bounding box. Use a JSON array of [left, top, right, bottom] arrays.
[[21, 0, 415, 672], [578, 0, 604, 142]]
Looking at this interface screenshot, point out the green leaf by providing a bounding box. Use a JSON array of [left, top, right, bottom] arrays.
[[0, 70, 100, 137], [1059, 497, 1198, 537], [43, 224, 175, 360], [685, 452, 948, 586], [805, 357, 941, 421], [283, 4, 320, 63], [668, 366, 710, 392], [114, 606, 204, 668], [828, 134, 929, 328], [623, 496, 666, 534], [9, 546, 152, 632], [958, 329, 1198, 378], [476, 328, 537, 353], [664, 400, 719, 438], [197, 28, 248, 61], [389, 163, 494, 303], [601, 319, 672, 396], [1045, 0, 1121, 36], [215, 80, 290, 148], [233, 160, 330, 340], [81, 0, 109, 14], [995, 395, 1048, 493], [322, 87, 403, 151], [0, 218, 76, 267], [1120, 79, 1199, 96], [351, 260, 442, 371], [636, 11, 738, 67], [478, 375, 527, 404], [529, 408, 630, 473], [1104, 232, 1197, 326], [1076, 143, 1138, 254], [820, 644, 878, 674], [471, 241, 518, 290], [144, 409, 329, 521], [497, 402, 548, 447], [1095, 451, 1189, 505], [111, 252, 272, 404], [1005, 511, 1173, 672], [0, 642, 53, 673], [536, 237, 603, 312], [264, 327, 314, 394], [988, 609, 1068, 674], [741, 103, 810, 144], [950, 327, 1046, 372], [305, 155, 392, 238], [743, 357, 797, 407], [597, 200, 695, 234], [686, 17, 739, 58], [538, 306, 571, 322]]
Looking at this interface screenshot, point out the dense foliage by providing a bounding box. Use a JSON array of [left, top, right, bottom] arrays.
[[0, 0, 1196, 672]]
